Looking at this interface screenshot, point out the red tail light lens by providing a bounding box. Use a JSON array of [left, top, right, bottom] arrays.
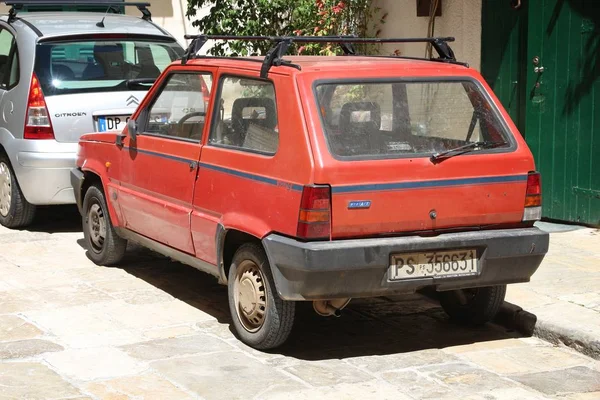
[[297, 185, 331, 240], [525, 172, 541, 207], [24, 73, 54, 140], [523, 171, 542, 221]]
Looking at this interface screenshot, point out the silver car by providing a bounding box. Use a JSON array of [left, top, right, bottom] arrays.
[[0, 3, 184, 228]]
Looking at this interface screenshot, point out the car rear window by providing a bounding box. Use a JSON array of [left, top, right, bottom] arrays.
[[34, 39, 183, 96], [315, 80, 513, 159]]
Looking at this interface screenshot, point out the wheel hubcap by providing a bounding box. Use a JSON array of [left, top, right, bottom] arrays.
[[234, 260, 267, 333], [87, 203, 106, 253], [0, 162, 12, 217]]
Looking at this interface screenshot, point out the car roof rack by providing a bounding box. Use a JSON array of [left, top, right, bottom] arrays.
[[3, 1, 152, 22], [181, 35, 465, 78]]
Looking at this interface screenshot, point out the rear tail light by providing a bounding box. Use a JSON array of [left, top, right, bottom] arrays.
[[523, 171, 542, 221], [24, 73, 54, 140], [297, 185, 331, 240]]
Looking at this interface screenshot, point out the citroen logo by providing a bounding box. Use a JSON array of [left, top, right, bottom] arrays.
[[126, 95, 139, 106]]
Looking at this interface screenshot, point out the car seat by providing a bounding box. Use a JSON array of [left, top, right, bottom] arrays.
[[336, 102, 382, 156], [231, 97, 278, 151], [82, 43, 126, 80]]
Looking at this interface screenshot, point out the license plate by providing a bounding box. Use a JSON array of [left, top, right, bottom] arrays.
[[97, 115, 130, 132], [389, 249, 478, 281]]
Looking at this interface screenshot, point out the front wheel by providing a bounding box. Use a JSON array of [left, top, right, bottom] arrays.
[[228, 243, 295, 350], [82, 184, 127, 266], [439, 285, 506, 325]]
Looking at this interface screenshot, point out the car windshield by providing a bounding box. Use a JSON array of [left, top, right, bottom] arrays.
[[315, 80, 512, 159], [34, 38, 183, 96]]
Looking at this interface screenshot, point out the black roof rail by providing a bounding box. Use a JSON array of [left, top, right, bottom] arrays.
[[3, 1, 152, 22], [181, 35, 463, 78]]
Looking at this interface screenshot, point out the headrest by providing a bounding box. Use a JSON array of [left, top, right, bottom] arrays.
[[339, 102, 381, 134], [232, 97, 277, 131]]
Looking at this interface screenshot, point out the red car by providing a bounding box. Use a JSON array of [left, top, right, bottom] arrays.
[[71, 36, 549, 350]]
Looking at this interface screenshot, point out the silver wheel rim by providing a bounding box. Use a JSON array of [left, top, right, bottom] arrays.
[[234, 260, 267, 333], [0, 162, 12, 217], [87, 202, 106, 253]]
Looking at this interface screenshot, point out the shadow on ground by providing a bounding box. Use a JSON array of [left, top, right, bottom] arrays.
[[76, 239, 526, 361], [25, 205, 82, 233]]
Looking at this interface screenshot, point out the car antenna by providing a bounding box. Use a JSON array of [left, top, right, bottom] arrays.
[[96, 6, 111, 28]]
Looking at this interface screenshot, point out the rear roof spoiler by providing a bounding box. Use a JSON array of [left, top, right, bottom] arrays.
[[3, 1, 152, 22]]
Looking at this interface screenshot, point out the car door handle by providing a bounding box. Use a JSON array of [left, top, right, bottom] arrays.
[[189, 161, 198, 170]]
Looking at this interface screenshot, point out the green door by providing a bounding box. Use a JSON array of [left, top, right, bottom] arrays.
[[525, 0, 600, 225], [481, 1, 528, 132]]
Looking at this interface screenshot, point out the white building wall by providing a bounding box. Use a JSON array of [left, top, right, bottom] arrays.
[[377, 0, 482, 70]]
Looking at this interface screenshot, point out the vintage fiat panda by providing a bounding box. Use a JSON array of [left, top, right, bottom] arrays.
[[71, 36, 549, 350]]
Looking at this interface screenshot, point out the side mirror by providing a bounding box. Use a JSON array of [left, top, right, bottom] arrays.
[[127, 119, 138, 141]]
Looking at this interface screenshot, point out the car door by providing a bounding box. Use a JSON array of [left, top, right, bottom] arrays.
[[117, 69, 215, 253]]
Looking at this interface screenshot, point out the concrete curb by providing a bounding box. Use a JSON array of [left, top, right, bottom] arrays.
[[533, 319, 600, 361], [494, 301, 600, 361]]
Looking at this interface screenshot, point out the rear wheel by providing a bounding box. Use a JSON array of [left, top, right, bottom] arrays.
[[439, 285, 506, 325], [228, 243, 295, 350], [82, 184, 127, 266], [0, 153, 36, 228]]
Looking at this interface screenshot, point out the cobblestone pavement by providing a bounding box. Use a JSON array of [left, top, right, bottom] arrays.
[[0, 208, 599, 400]]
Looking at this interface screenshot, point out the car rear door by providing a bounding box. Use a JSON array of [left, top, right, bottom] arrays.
[[116, 68, 215, 253], [308, 77, 535, 239]]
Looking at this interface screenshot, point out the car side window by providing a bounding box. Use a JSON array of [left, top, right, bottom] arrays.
[[144, 73, 213, 142], [209, 76, 279, 155], [0, 28, 18, 89]]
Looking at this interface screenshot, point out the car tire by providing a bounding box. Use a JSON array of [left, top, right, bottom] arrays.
[[82, 184, 127, 266], [0, 153, 36, 228], [228, 242, 295, 350], [439, 285, 506, 325]]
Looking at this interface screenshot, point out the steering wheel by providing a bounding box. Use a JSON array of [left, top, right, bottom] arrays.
[[177, 111, 206, 133]]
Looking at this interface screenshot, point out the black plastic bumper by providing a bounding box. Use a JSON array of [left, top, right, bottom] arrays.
[[262, 228, 549, 301], [70, 168, 84, 215]]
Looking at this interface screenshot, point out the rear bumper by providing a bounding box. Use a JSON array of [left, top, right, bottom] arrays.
[[14, 151, 77, 205], [2, 138, 79, 205], [262, 227, 549, 301]]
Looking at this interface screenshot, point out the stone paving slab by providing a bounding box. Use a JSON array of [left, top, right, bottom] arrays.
[[44, 347, 148, 380], [0, 362, 83, 399], [0, 339, 63, 360], [513, 366, 600, 396], [120, 333, 234, 361], [83, 373, 194, 400], [0, 315, 42, 342], [151, 351, 300, 400]]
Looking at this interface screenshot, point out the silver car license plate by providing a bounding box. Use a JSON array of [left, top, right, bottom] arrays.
[[97, 115, 130, 132], [389, 249, 478, 281]]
